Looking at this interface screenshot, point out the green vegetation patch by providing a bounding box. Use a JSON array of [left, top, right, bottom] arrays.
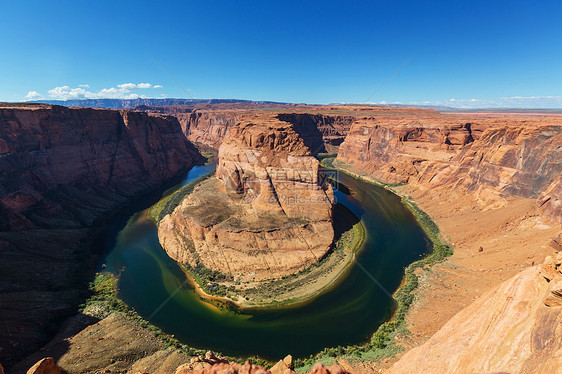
[[292, 157, 454, 367], [148, 171, 215, 223], [80, 272, 205, 355], [81, 272, 273, 367]]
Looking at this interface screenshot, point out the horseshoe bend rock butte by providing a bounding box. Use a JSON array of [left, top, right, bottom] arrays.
[[158, 119, 335, 281]]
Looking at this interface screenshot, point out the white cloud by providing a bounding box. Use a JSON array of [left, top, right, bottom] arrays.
[[117, 83, 137, 91], [154, 84, 163, 88], [45, 82, 163, 100], [48, 86, 89, 100], [25, 91, 43, 100]]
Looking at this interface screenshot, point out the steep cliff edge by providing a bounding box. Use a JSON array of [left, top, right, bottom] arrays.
[[415, 124, 562, 213], [338, 116, 562, 222], [136, 105, 355, 153], [179, 110, 239, 148], [0, 103, 200, 368], [276, 113, 354, 153], [388, 254, 562, 374], [158, 119, 335, 285], [335, 111, 562, 372]]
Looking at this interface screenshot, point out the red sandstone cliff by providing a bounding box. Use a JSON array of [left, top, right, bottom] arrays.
[[0, 103, 200, 368], [133, 104, 355, 153], [178, 110, 239, 148], [276, 113, 354, 153], [180, 110, 354, 153], [388, 254, 562, 373], [158, 119, 335, 281], [337, 115, 562, 222]]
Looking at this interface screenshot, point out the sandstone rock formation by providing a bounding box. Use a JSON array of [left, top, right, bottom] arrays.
[[0, 103, 200, 368], [338, 113, 562, 220], [276, 113, 354, 153], [134, 102, 355, 154], [538, 175, 562, 223], [25, 358, 61, 374], [415, 124, 562, 208], [11, 312, 190, 374], [175, 352, 231, 374], [177, 361, 270, 374], [269, 355, 294, 374], [180, 110, 240, 148], [388, 256, 562, 374], [216, 120, 334, 220], [0, 103, 199, 231], [177, 110, 353, 153], [176, 359, 350, 374], [159, 119, 335, 281]]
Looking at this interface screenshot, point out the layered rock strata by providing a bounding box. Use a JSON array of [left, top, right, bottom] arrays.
[[159, 120, 334, 281], [134, 103, 356, 153], [388, 254, 562, 373], [338, 116, 562, 221], [0, 103, 200, 368]]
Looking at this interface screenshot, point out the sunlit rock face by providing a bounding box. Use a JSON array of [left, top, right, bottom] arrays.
[[388, 254, 562, 374], [216, 120, 334, 221], [338, 115, 562, 221], [159, 119, 335, 281]]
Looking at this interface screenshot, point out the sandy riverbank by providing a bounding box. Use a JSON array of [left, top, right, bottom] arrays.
[[177, 210, 366, 309]]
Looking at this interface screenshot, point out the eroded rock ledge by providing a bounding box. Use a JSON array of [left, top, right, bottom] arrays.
[[388, 254, 562, 374], [0, 103, 200, 368], [337, 116, 562, 222], [159, 119, 335, 282]]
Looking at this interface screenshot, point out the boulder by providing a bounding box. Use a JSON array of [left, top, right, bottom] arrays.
[[26, 358, 61, 374], [544, 279, 562, 307], [270, 355, 294, 374], [309, 363, 350, 374], [177, 361, 269, 374]]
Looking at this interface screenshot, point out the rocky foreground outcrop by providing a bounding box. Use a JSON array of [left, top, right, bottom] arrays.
[[177, 361, 350, 374], [388, 254, 562, 373], [159, 119, 335, 281], [0, 103, 200, 368]]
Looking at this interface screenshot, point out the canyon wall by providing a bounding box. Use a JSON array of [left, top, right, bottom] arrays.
[[159, 119, 335, 281], [0, 104, 200, 367], [178, 110, 239, 148], [180, 110, 354, 153], [338, 117, 562, 221], [336, 110, 562, 372], [276, 113, 354, 153], [216, 120, 334, 220], [136, 105, 355, 153]]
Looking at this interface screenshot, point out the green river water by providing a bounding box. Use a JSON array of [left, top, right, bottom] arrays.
[[101, 163, 430, 360]]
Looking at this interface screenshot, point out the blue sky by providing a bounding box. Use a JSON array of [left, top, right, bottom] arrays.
[[1, 0, 561, 108]]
